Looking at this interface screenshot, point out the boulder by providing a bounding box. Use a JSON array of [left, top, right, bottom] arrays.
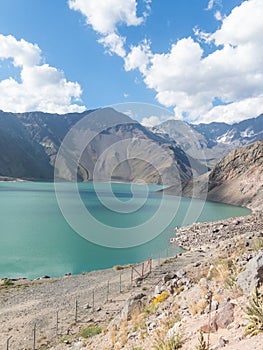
[[237, 251, 263, 293], [120, 293, 147, 321], [214, 302, 235, 329]]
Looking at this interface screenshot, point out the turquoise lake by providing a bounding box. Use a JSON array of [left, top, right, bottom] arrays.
[[0, 182, 250, 279]]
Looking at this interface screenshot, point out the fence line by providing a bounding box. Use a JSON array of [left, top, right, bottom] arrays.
[[4, 244, 180, 349]]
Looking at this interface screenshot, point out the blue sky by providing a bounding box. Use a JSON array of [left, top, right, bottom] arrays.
[[0, 0, 262, 125]]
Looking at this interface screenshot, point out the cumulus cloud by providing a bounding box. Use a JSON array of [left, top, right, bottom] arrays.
[[69, 0, 263, 124], [0, 34, 85, 113], [68, 0, 146, 57], [124, 39, 152, 74], [134, 0, 263, 123], [98, 33, 126, 57], [141, 115, 161, 127]]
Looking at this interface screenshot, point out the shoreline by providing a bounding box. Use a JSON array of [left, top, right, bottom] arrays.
[[0, 210, 262, 349]]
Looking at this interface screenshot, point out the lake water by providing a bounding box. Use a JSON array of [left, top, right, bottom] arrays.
[[0, 182, 250, 279]]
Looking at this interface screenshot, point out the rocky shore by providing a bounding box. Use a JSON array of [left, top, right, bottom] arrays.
[[175, 211, 262, 250]]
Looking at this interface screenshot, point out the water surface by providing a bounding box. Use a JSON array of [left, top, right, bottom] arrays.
[[0, 182, 250, 279]]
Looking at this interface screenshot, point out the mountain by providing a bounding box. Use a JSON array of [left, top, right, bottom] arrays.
[[162, 140, 263, 210], [151, 114, 263, 167], [0, 108, 208, 184]]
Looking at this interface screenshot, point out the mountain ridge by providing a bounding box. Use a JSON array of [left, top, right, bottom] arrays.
[[151, 114, 263, 167], [0, 108, 208, 185], [162, 140, 263, 210]]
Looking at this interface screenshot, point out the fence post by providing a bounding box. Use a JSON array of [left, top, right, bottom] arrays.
[[106, 280, 110, 302], [75, 299, 78, 323], [92, 289, 95, 313], [33, 323, 36, 350], [131, 267, 134, 287], [56, 310, 59, 335], [141, 262, 144, 277], [6, 336, 12, 350]]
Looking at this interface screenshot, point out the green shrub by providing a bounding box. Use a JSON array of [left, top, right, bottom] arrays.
[[244, 286, 263, 336], [195, 331, 209, 350], [80, 324, 102, 338], [4, 278, 13, 286]]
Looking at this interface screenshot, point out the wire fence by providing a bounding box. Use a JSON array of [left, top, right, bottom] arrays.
[[3, 244, 181, 349]]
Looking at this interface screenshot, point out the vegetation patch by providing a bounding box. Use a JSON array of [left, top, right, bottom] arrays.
[[244, 286, 263, 336], [153, 291, 169, 306], [80, 324, 102, 338]]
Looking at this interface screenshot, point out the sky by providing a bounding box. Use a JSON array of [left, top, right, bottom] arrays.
[[0, 0, 262, 125]]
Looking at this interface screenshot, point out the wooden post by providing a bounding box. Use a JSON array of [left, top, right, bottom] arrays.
[[207, 290, 213, 349], [131, 267, 134, 286], [141, 262, 144, 277], [33, 323, 36, 350], [56, 310, 59, 335], [92, 289, 95, 312], [106, 280, 110, 302], [75, 299, 78, 323], [6, 336, 12, 350]]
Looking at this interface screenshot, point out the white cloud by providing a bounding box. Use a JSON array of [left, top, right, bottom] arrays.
[[0, 34, 85, 113], [141, 115, 161, 127], [124, 40, 152, 74], [98, 33, 126, 57], [68, 0, 146, 57], [133, 0, 263, 123], [199, 94, 263, 124], [214, 10, 223, 21], [68, 0, 143, 34], [69, 0, 263, 124], [206, 0, 222, 11], [0, 34, 41, 67]]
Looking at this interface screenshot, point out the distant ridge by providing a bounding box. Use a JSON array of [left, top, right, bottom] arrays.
[[151, 114, 263, 167], [0, 108, 207, 185]]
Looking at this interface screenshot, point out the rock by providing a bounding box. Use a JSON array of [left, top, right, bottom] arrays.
[[204, 300, 219, 313], [176, 269, 186, 279], [200, 318, 218, 333], [166, 321, 181, 340], [120, 293, 147, 321], [36, 275, 50, 280], [218, 336, 229, 347], [147, 321, 157, 331], [163, 273, 174, 283], [214, 302, 235, 328], [237, 251, 263, 293], [154, 285, 162, 295]]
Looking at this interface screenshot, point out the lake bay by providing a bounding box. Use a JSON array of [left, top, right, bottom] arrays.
[[0, 182, 250, 279]]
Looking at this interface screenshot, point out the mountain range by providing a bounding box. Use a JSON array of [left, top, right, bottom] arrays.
[[0, 109, 262, 187], [0, 108, 207, 184], [151, 114, 263, 166]]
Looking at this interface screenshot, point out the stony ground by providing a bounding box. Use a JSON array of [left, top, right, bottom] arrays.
[[1, 211, 263, 350]]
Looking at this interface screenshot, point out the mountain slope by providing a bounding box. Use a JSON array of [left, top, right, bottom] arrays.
[[162, 140, 263, 210], [0, 109, 208, 184]]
